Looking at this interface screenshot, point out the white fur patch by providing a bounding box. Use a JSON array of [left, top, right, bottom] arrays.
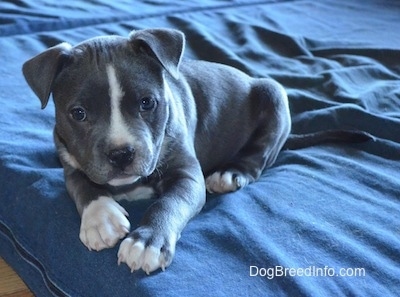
[[106, 64, 135, 147], [205, 171, 245, 193], [108, 175, 140, 187], [79, 196, 130, 251], [59, 42, 72, 51], [115, 186, 156, 202], [58, 145, 81, 169]]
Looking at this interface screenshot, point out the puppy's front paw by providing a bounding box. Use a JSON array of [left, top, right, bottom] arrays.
[[117, 226, 177, 274], [206, 171, 248, 193], [80, 196, 130, 251]]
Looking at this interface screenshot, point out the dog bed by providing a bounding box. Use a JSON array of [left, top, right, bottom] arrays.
[[1, 0, 399, 296]]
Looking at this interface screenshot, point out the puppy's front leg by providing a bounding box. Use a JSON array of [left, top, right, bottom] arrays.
[[64, 167, 130, 251], [117, 155, 205, 274]]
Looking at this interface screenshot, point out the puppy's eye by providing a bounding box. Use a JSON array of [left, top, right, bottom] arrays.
[[70, 107, 87, 121], [140, 97, 156, 111]]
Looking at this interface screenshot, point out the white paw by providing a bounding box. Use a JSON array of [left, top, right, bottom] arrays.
[[79, 196, 130, 251], [205, 171, 247, 193], [117, 228, 176, 274]]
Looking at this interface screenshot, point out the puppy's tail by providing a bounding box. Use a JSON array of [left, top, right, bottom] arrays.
[[283, 130, 374, 150]]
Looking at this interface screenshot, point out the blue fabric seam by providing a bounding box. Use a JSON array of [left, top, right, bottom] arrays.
[[0, 219, 73, 297]]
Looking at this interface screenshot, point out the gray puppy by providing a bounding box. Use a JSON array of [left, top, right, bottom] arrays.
[[22, 28, 370, 274]]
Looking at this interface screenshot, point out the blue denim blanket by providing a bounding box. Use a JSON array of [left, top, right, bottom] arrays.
[[1, 1, 399, 296]]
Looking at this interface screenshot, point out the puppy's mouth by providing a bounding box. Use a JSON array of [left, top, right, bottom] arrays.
[[105, 159, 157, 187], [107, 174, 141, 187]]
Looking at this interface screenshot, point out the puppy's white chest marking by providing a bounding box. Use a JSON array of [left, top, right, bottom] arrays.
[[106, 64, 135, 146], [114, 186, 156, 202]]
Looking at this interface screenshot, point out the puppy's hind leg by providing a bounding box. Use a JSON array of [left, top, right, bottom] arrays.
[[206, 79, 290, 194]]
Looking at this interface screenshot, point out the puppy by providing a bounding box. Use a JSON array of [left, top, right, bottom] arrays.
[[22, 28, 371, 274]]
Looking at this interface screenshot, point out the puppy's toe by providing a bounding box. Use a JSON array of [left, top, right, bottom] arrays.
[[206, 171, 248, 193], [117, 226, 176, 274], [118, 238, 145, 272]]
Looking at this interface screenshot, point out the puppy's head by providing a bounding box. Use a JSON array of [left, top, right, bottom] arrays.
[[22, 28, 185, 186]]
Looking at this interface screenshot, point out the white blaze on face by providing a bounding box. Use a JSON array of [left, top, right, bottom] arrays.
[[106, 64, 135, 146]]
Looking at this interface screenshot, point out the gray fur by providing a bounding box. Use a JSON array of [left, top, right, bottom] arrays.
[[22, 28, 291, 274]]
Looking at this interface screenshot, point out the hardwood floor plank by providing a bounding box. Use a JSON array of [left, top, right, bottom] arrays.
[[0, 257, 33, 297]]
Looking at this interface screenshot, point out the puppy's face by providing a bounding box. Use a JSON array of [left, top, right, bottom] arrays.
[[53, 39, 170, 186]]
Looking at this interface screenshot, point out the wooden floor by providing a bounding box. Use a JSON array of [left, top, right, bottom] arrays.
[[0, 257, 33, 297]]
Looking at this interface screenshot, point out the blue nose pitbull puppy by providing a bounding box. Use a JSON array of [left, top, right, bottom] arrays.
[[22, 28, 369, 274]]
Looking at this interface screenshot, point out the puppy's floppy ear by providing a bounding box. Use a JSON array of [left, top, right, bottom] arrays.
[[129, 28, 185, 80], [22, 42, 72, 109]]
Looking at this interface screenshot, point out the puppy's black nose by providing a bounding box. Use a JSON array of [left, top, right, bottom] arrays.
[[107, 147, 135, 169]]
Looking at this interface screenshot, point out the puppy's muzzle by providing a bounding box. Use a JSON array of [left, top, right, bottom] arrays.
[[107, 146, 135, 170]]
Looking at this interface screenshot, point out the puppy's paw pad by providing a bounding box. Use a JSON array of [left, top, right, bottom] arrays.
[[117, 227, 175, 274], [206, 171, 248, 193], [80, 196, 130, 251]]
